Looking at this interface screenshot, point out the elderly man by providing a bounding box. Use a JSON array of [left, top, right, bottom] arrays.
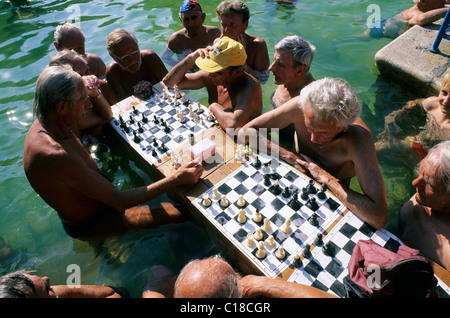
[[0, 270, 126, 298], [105, 29, 168, 101], [162, 36, 262, 130], [23, 66, 203, 240], [53, 23, 107, 79], [142, 255, 337, 298], [399, 140, 450, 271], [162, 0, 221, 70], [269, 35, 316, 146], [239, 77, 388, 229], [215, 0, 270, 84]]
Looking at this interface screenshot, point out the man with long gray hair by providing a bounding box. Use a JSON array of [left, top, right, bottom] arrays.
[[239, 77, 388, 230], [23, 66, 203, 240]]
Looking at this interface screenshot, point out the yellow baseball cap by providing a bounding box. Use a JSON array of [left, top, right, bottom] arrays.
[[195, 36, 247, 73]]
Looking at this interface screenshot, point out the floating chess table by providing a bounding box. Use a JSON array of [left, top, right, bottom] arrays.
[[108, 87, 450, 298]]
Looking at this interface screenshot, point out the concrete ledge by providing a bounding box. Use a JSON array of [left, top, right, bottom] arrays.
[[375, 21, 450, 97]]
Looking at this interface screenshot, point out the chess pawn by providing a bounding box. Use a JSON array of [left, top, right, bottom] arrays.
[[196, 102, 203, 113], [281, 219, 292, 234], [252, 209, 262, 222], [212, 188, 220, 200], [275, 246, 285, 259], [254, 228, 263, 240], [237, 195, 246, 207], [263, 219, 271, 232], [202, 193, 211, 207], [220, 195, 229, 207], [246, 233, 255, 247], [237, 209, 246, 224], [256, 241, 266, 259], [174, 98, 180, 106], [155, 94, 160, 103], [194, 113, 199, 122], [265, 235, 276, 248], [208, 111, 214, 121], [181, 92, 186, 102], [293, 254, 303, 268], [179, 112, 186, 123]]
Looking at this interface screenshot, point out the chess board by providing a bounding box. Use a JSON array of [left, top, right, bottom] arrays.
[[289, 211, 450, 298], [191, 152, 450, 298], [192, 152, 347, 279], [110, 85, 216, 165]]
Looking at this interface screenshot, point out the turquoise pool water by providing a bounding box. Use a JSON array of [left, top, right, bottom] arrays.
[[0, 0, 421, 297]]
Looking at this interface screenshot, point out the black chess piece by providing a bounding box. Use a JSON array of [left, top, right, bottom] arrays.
[[163, 122, 170, 133], [272, 181, 281, 195], [289, 192, 301, 211], [314, 233, 323, 246], [263, 174, 271, 186], [252, 156, 261, 169], [302, 244, 311, 258], [301, 187, 309, 200], [160, 144, 167, 152], [309, 213, 319, 226], [282, 186, 291, 198], [151, 148, 157, 156], [141, 112, 148, 123], [129, 114, 134, 124], [153, 115, 159, 124], [307, 179, 317, 194], [138, 122, 144, 133], [318, 185, 327, 200], [323, 242, 335, 257], [293, 256, 303, 268], [153, 139, 158, 147], [306, 197, 319, 211], [133, 131, 141, 143], [132, 106, 138, 114]]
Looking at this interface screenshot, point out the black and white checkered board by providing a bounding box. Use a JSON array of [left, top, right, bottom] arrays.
[[110, 88, 216, 165], [288, 211, 450, 298], [192, 152, 347, 278]]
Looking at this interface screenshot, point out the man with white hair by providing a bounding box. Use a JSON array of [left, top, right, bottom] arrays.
[[53, 23, 107, 79], [399, 140, 450, 271], [239, 77, 388, 229]]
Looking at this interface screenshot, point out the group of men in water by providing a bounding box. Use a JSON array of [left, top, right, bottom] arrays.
[[2, 0, 450, 298]]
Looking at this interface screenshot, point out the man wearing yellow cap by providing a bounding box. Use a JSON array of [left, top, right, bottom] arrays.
[[162, 36, 262, 130]]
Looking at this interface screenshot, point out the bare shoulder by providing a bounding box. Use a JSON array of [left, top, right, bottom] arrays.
[[422, 96, 439, 112]]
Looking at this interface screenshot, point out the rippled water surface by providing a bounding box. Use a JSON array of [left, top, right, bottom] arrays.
[[0, 0, 420, 297]]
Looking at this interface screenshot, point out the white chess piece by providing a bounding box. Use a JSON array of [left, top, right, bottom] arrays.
[[220, 195, 229, 207], [263, 219, 272, 232], [265, 235, 276, 248], [281, 219, 292, 234], [254, 228, 263, 240], [181, 92, 186, 102], [237, 209, 246, 224], [252, 210, 262, 222], [256, 241, 266, 259], [275, 246, 285, 259], [237, 195, 246, 207], [246, 233, 255, 247], [202, 193, 211, 207], [179, 112, 186, 123], [212, 188, 220, 200], [189, 104, 194, 117]]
